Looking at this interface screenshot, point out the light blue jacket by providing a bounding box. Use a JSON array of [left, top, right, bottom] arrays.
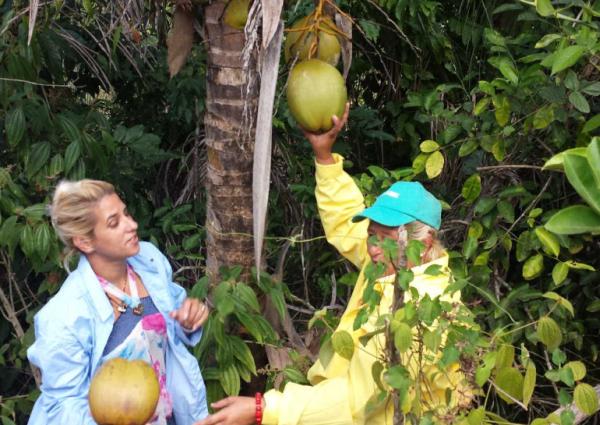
[[27, 241, 208, 425]]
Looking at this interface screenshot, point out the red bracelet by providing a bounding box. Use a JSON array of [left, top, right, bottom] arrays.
[[255, 392, 263, 425]]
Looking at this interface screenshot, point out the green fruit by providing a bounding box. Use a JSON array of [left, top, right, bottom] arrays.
[[284, 16, 341, 66], [286, 59, 347, 133], [223, 0, 249, 30]]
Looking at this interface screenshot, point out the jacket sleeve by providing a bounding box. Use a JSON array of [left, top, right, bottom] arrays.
[[315, 154, 369, 269], [27, 318, 97, 425], [157, 246, 203, 347]]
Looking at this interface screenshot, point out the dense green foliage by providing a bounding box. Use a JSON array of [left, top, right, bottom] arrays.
[[1, 0, 600, 424]]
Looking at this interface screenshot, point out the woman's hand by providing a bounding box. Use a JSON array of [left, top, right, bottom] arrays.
[[170, 297, 209, 332], [302, 102, 350, 165], [193, 396, 257, 425]]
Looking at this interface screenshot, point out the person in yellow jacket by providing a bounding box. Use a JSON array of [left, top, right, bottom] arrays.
[[195, 105, 472, 425]]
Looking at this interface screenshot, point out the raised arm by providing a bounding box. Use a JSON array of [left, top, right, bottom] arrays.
[[304, 104, 369, 268]]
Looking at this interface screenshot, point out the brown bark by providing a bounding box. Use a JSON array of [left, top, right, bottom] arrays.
[[203, 0, 258, 283]]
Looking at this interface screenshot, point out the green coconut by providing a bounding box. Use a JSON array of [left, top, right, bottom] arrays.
[[284, 16, 341, 66], [286, 59, 347, 133], [223, 0, 250, 30]]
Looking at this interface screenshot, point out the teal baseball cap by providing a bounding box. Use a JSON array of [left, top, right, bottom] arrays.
[[352, 182, 442, 229]]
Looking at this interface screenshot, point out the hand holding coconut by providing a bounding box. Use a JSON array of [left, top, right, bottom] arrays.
[[302, 102, 349, 165]]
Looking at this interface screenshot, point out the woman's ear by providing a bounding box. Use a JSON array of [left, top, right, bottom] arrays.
[[73, 235, 94, 254]]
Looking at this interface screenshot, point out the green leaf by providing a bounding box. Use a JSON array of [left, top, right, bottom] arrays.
[[498, 200, 515, 223], [64, 141, 81, 174], [535, 33, 562, 48], [523, 254, 544, 280], [358, 19, 380, 41], [543, 291, 574, 317], [394, 323, 412, 353], [496, 344, 515, 370], [425, 150, 444, 179], [535, 0, 555, 17], [462, 174, 481, 204], [419, 140, 440, 153], [564, 154, 600, 214], [331, 330, 355, 360], [569, 91, 590, 113], [219, 363, 240, 396], [574, 383, 599, 415], [372, 361, 385, 391], [489, 57, 518, 84], [467, 407, 486, 425], [406, 240, 424, 266], [551, 45, 585, 75], [564, 361, 586, 381], [581, 114, 600, 133], [495, 367, 524, 404], [537, 316, 562, 351], [493, 94, 511, 126], [283, 367, 309, 384], [587, 138, 600, 189], [582, 82, 600, 96], [564, 260, 595, 271], [473, 97, 491, 116], [587, 300, 600, 312], [552, 262, 569, 285], [542, 147, 587, 171], [459, 139, 479, 157], [533, 105, 555, 129], [522, 362, 536, 407], [423, 329, 442, 352], [545, 205, 600, 235], [234, 283, 260, 313], [535, 227, 560, 256], [6, 107, 25, 147]]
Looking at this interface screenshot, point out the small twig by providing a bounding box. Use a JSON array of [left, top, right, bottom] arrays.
[[477, 164, 544, 172], [503, 177, 553, 237], [0, 77, 77, 88]]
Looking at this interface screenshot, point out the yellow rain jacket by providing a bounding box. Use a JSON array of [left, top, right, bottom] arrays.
[[263, 155, 470, 425]]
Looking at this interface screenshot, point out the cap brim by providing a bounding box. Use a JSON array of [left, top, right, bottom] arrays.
[[352, 205, 416, 227]]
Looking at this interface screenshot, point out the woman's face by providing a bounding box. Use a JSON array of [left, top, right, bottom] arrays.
[[86, 193, 140, 261], [366, 221, 405, 276]]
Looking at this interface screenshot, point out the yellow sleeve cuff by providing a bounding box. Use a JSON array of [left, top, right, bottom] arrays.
[[262, 389, 283, 425], [315, 153, 344, 181]]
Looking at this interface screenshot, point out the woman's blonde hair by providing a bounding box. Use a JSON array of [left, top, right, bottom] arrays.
[[49, 179, 115, 270], [405, 220, 445, 264]]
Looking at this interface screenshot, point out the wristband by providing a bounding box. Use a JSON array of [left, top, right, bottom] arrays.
[[255, 392, 263, 425]]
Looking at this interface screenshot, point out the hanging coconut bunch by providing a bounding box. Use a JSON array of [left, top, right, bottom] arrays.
[[285, 1, 351, 133], [284, 15, 342, 66]]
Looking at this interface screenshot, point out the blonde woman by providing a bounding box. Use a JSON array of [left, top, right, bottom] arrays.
[[196, 105, 471, 425], [27, 180, 209, 425]]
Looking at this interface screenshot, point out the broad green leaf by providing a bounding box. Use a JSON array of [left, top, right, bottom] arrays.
[[537, 316, 562, 351], [498, 200, 515, 223], [535, 33, 562, 48], [467, 407, 485, 425], [493, 94, 510, 126], [523, 254, 544, 280], [64, 141, 81, 174], [564, 361, 586, 381], [564, 154, 600, 214], [574, 383, 599, 415], [234, 283, 260, 313], [35, 224, 52, 261], [229, 336, 257, 375], [543, 291, 574, 317], [535, 227, 560, 256], [219, 363, 240, 396], [587, 138, 600, 189], [533, 105, 555, 129], [582, 82, 600, 96], [462, 174, 481, 204], [495, 344, 515, 370], [495, 367, 524, 404], [412, 153, 428, 174], [545, 205, 600, 234], [420, 140, 440, 153], [564, 260, 595, 271], [332, 330, 355, 360], [425, 150, 444, 179], [459, 139, 479, 157], [394, 323, 412, 353], [283, 367, 309, 384], [423, 329, 442, 352], [535, 0, 555, 17], [489, 57, 518, 84], [542, 148, 587, 171], [569, 91, 590, 113], [6, 107, 25, 147], [551, 45, 585, 75], [582, 114, 600, 133], [474, 97, 491, 116], [586, 300, 600, 312], [552, 262, 569, 285], [522, 362, 536, 407], [372, 361, 385, 391]]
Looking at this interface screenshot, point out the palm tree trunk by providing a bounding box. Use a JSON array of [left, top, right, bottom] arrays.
[[203, 0, 258, 283]]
